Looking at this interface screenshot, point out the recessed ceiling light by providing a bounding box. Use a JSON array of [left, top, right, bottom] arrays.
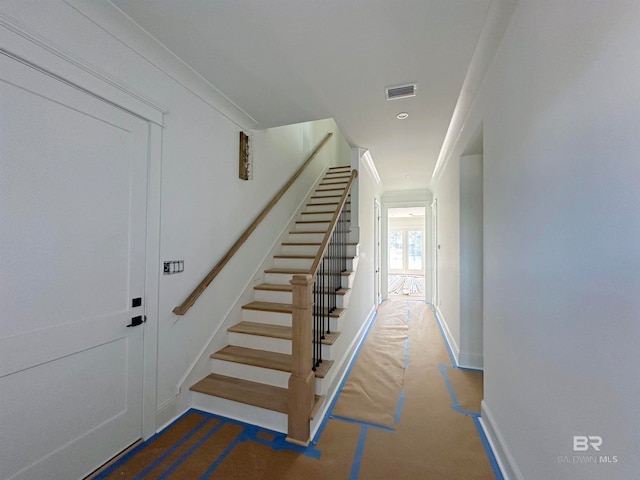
[[397, 112, 409, 120]]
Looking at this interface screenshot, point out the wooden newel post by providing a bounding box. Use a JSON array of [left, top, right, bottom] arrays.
[[286, 274, 315, 446]]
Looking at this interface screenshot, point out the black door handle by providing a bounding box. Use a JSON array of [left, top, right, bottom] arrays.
[[127, 315, 146, 327]]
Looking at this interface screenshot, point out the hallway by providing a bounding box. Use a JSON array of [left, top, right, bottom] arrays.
[[89, 300, 498, 479]]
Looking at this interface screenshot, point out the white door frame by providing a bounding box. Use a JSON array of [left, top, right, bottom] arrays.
[[432, 198, 439, 307], [374, 200, 382, 305], [0, 16, 165, 440], [382, 200, 430, 302]]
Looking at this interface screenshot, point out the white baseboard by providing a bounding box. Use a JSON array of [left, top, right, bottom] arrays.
[[480, 400, 524, 480], [154, 394, 189, 437], [459, 353, 484, 370], [434, 306, 460, 366]]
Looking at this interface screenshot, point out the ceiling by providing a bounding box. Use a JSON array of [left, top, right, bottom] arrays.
[[111, 0, 493, 191]]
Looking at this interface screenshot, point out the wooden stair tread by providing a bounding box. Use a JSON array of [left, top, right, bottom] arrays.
[[241, 301, 345, 318], [254, 283, 293, 292], [266, 266, 354, 276], [191, 373, 290, 414], [212, 345, 333, 378], [306, 200, 351, 205], [289, 230, 330, 234], [264, 267, 309, 274], [274, 254, 316, 259], [229, 321, 341, 344], [229, 321, 292, 339], [254, 283, 350, 297], [281, 241, 357, 246], [242, 301, 292, 313]]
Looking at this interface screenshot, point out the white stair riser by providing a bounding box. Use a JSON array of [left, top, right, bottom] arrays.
[[254, 289, 351, 309], [191, 392, 288, 434], [229, 332, 291, 354], [308, 196, 343, 205], [300, 212, 333, 222], [254, 289, 292, 304], [281, 244, 320, 255], [316, 292, 350, 309], [313, 317, 340, 333], [211, 359, 326, 392], [315, 189, 346, 197], [320, 180, 349, 186], [295, 221, 330, 232], [265, 272, 295, 284], [301, 212, 351, 222], [281, 243, 358, 257], [212, 359, 290, 388], [318, 257, 356, 271], [229, 332, 335, 358], [242, 308, 292, 326], [313, 190, 344, 198], [305, 203, 347, 213], [273, 257, 314, 269], [342, 272, 356, 289], [287, 232, 325, 242], [317, 274, 353, 289]]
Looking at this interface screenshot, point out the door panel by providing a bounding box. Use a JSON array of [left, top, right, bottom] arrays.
[[0, 53, 148, 480]]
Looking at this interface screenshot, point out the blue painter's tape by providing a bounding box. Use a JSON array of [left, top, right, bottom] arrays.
[[404, 337, 410, 369], [394, 390, 406, 424], [406, 299, 411, 323], [92, 410, 208, 480], [134, 416, 212, 480], [157, 420, 226, 480], [330, 414, 395, 433], [438, 364, 480, 418], [472, 416, 505, 480], [349, 425, 368, 480], [265, 432, 322, 459], [197, 428, 245, 480], [189, 409, 322, 460]]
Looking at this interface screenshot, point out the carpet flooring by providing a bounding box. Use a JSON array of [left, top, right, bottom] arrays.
[[88, 300, 501, 479]]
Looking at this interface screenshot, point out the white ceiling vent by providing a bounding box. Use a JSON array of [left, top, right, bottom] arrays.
[[386, 84, 417, 100]]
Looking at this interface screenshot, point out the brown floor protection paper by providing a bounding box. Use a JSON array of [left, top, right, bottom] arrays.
[[88, 299, 497, 480]]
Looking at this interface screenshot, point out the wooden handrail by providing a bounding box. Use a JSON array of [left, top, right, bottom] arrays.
[[308, 169, 358, 277], [173, 132, 334, 315]]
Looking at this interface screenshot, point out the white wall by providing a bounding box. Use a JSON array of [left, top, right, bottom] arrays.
[[347, 148, 383, 331], [435, 1, 640, 478], [433, 155, 461, 357], [459, 154, 483, 369], [0, 0, 349, 432]]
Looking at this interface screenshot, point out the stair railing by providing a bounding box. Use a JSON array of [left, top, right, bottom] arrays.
[[173, 132, 333, 316], [287, 168, 357, 445]]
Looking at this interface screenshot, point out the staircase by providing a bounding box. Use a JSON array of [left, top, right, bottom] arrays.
[[190, 165, 358, 432]]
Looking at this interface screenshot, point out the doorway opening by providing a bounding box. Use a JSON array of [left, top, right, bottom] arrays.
[[388, 206, 426, 298]]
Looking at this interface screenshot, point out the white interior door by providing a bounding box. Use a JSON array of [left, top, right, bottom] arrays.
[[0, 52, 149, 480]]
